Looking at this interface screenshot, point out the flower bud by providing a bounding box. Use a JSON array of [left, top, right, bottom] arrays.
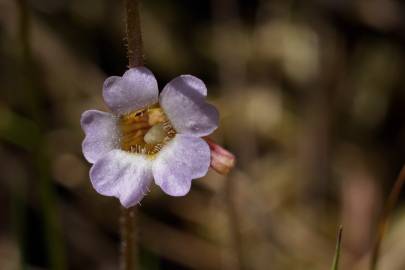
[[205, 138, 235, 175]]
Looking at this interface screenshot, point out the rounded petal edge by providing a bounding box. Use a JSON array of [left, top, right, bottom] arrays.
[[89, 150, 153, 207], [160, 76, 219, 137], [81, 110, 119, 164], [103, 67, 159, 115], [152, 134, 210, 197], [173, 75, 208, 96]]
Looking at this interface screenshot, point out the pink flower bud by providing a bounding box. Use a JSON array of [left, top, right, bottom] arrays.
[[205, 138, 235, 175]]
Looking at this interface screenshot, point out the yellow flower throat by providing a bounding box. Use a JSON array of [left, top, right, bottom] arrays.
[[119, 105, 175, 156]]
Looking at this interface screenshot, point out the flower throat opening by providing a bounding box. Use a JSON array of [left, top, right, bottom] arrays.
[[119, 104, 176, 156]]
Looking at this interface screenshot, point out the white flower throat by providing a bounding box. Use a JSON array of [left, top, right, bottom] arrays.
[[119, 105, 176, 156]]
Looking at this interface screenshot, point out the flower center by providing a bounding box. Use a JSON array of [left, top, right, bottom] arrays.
[[119, 104, 175, 156]]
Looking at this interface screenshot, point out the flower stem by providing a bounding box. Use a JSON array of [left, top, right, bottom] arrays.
[[120, 0, 144, 269], [120, 206, 138, 270], [125, 0, 144, 68]]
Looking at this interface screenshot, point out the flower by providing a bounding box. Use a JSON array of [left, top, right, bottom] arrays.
[[81, 67, 219, 207]]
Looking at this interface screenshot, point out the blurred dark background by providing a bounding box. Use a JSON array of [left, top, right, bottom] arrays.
[[1, 0, 405, 269]]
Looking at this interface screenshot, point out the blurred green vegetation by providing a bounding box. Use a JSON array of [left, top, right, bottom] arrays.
[[1, 0, 405, 269]]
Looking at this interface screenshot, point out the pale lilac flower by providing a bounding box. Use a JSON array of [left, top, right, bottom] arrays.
[[81, 67, 219, 207]]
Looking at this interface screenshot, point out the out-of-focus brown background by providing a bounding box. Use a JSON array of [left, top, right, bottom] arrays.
[[1, 0, 405, 269]]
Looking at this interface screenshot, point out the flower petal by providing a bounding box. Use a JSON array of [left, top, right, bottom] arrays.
[[160, 75, 219, 137], [103, 67, 159, 115], [152, 134, 210, 196], [174, 75, 207, 96], [81, 110, 119, 164], [90, 150, 153, 207]]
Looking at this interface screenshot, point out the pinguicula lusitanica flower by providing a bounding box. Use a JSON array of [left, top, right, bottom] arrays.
[[81, 67, 221, 207]]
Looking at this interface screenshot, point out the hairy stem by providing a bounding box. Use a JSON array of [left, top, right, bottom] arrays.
[[120, 207, 137, 270], [125, 0, 144, 67], [120, 0, 144, 269]]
